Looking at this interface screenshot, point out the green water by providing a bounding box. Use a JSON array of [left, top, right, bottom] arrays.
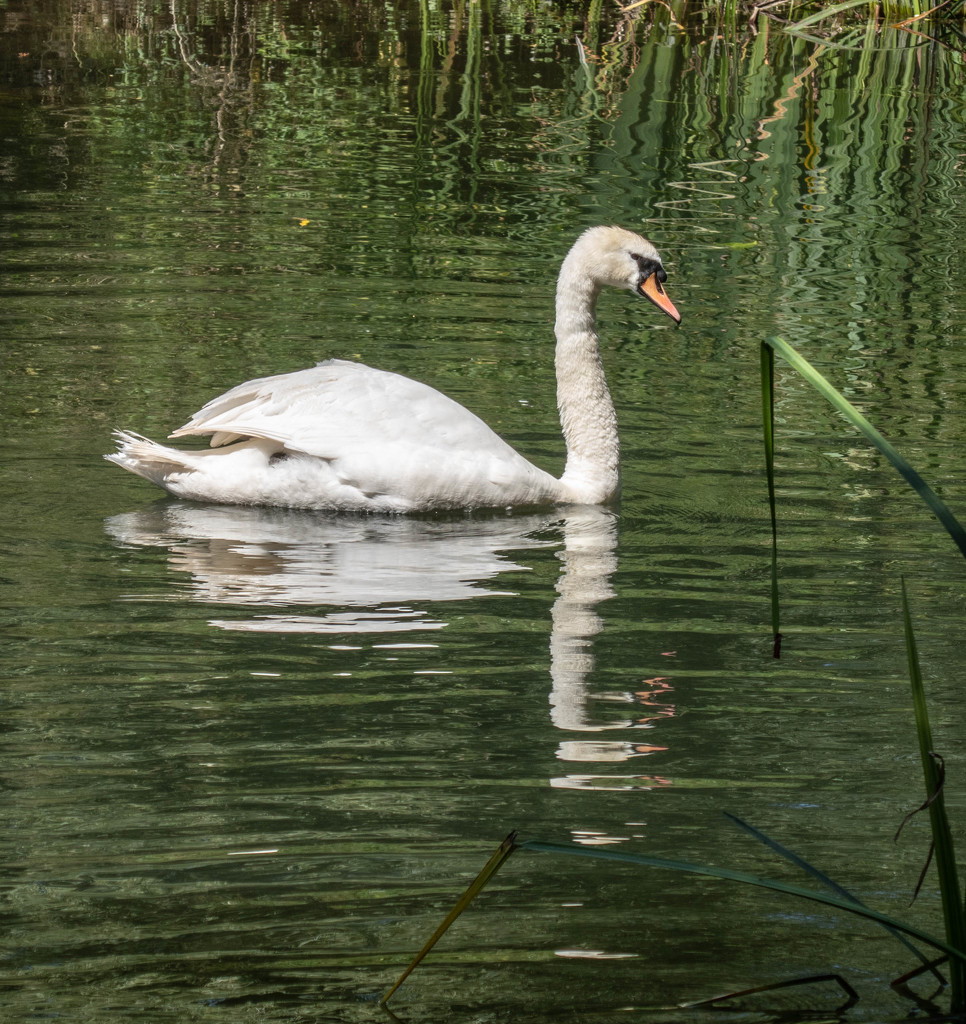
[[3, 2, 966, 1021]]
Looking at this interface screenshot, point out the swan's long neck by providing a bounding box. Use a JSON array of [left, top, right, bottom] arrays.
[[554, 258, 621, 504]]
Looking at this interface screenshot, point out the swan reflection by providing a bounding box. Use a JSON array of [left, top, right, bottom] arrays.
[[105, 503, 550, 630], [106, 502, 674, 782]]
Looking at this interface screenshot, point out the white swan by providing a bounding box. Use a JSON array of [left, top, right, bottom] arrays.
[[106, 226, 680, 512]]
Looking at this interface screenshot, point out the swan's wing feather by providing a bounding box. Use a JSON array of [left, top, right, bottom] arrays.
[[169, 362, 353, 448], [171, 361, 506, 456], [168, 360, 558, 506]]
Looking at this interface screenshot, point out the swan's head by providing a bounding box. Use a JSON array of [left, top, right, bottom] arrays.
[[568, 225, 681, 324]]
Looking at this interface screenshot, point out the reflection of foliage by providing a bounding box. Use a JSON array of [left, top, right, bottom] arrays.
[[4, 0, 966, 427], [750, 0, 966, 50], [3, 1, 962, 281]]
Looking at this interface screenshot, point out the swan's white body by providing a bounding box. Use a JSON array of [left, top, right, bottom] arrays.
[[107, 226, 680, 512]]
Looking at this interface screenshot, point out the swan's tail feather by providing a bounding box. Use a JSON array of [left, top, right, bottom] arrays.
[[105, 430, 197, 487]]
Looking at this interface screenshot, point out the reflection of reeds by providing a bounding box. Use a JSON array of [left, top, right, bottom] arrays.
[[752, 0, 966, 48], [11, 1, 962, 432]]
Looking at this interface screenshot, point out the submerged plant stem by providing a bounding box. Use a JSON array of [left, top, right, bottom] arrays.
[[760, 341, 782, 656], [381, 831, 519, 1004]]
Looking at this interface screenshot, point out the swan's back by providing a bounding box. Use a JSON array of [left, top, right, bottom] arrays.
[[163, 360, 560, 510]]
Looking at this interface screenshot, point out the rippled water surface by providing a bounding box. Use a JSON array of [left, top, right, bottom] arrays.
[[4, 2, 966, 1021]]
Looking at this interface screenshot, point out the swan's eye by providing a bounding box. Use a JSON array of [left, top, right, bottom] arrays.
[[630, 252, 662, 281]]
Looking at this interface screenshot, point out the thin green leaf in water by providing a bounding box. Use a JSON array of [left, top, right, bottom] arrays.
[[381, 831, 519, 1004], [763, 337, 966, 561], [902, 581, 966, 1011], [759, 341, 782, 655], [783, 26, 929, 50], [726, 811, 943, 981], [517, 839, 966, 965], [786, 0, 885, 30]]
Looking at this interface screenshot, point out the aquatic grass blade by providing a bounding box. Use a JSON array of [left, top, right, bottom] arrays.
[[726, 812, 942, 978], [727, 811, 858, 898], [902, 582, 966, 1010], [381, 831, 519, 1004], [763, 337, 966, 561], [785, 0, 882, 29], [516, 840, 966, 964], [395, 835, 966, 1007], [760, 342, 782, 655]]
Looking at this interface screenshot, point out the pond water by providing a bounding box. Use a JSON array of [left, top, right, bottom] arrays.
[[3, 2, 966, 1021]]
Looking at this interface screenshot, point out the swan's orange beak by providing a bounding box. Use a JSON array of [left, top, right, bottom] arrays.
[[640, 274, 681, 324]]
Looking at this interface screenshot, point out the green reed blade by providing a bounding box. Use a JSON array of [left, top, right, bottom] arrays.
[[902, 581, 966, 1010], [786, 0, 882, 30], [517, 839, 966, 965], [726, 812, 942, 978], [763, 337, 966, 561], [760, 342, 782, 652], [381, 831, 519, 1004]]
